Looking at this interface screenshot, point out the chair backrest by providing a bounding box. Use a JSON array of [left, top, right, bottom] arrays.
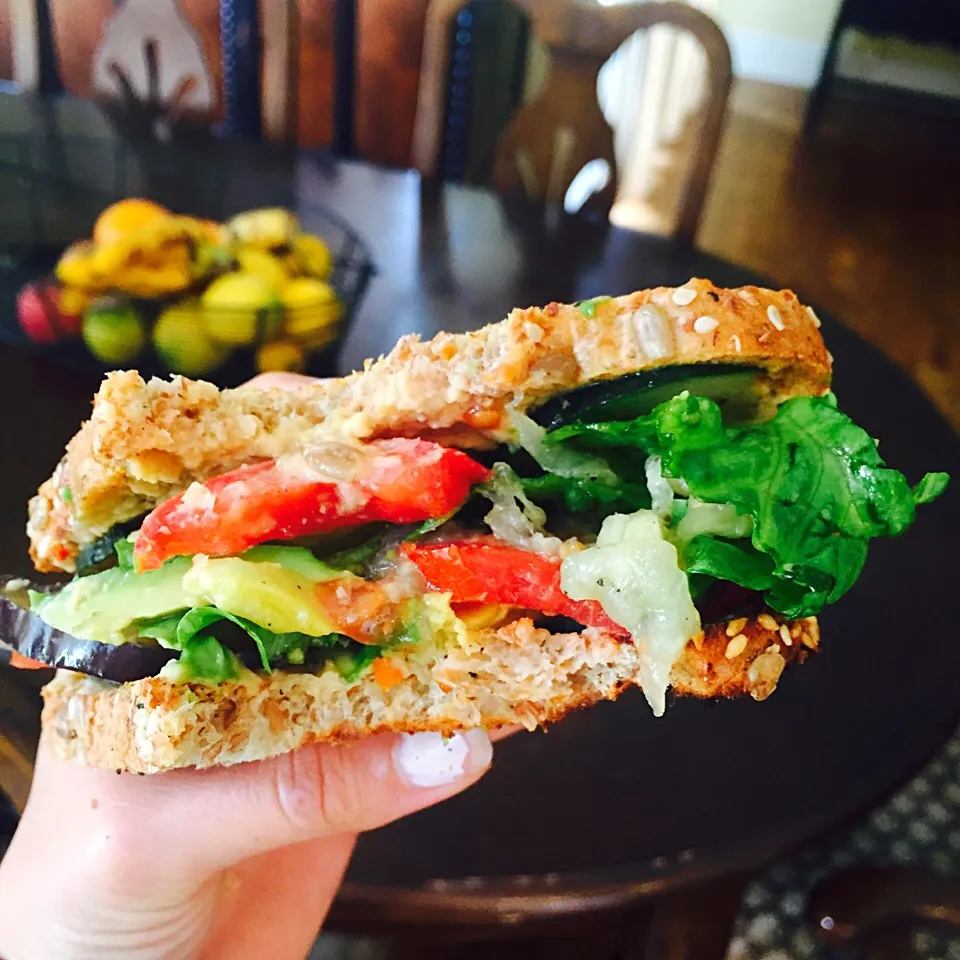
[[10, 0, 299, 144], [92, 0, 218, 138], [413, 0, 732, 240]]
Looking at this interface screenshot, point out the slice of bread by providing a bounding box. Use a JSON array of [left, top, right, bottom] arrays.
[[42, 611, 819, 773], [29, 279, 830, 572]]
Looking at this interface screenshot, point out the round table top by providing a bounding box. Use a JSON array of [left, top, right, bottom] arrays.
[[0, 95, 958, 927]]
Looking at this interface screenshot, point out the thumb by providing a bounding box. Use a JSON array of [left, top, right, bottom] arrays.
[[29, 730, 492, 882]]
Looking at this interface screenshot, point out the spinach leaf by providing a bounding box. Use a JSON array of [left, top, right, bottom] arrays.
[[177, 634, 240, 682], [521, 473, 651, 514], [324, 534, 388, 575], [114, 537, 135, 570], [136, 611, 183, 645], [407, 512, 457, 540], [137, 606, 340, 671]]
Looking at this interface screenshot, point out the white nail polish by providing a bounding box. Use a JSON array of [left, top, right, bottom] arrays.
[[393, 730, 492, 788]]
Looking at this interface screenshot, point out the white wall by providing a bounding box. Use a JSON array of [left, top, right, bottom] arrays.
[[713, 0, 842, 88]]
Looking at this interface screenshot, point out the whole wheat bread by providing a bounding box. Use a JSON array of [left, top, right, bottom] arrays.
[[31, 280, 831, 771]]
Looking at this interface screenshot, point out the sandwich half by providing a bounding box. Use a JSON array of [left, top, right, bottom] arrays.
[[16, 279, 947, 773]]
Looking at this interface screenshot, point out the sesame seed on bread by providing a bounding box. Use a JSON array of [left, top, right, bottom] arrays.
[[28, 279, 831, 573]]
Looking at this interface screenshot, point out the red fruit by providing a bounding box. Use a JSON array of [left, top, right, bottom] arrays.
[[16, 283, 79, 344]]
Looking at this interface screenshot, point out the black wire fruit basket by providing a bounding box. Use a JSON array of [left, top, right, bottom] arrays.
[[0, 133, 374, 386]]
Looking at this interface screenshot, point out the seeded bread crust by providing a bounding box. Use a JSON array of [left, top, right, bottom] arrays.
[[41, 612, 819, 773], [29, 279, 831, 572]]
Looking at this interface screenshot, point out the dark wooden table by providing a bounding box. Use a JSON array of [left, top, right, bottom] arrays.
[[0, 95, 958, 939]]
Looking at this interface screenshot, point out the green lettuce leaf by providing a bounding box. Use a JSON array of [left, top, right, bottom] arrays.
[[546, 392, 948, 617], [681, 536, 776, 593], [914, 472, 950, 505]]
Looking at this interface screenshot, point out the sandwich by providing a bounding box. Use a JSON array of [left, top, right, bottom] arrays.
[[9, 279, 947, 774]]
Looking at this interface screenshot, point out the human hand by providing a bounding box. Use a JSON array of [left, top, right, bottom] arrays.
[[0, 730, 494, 960], [0, 372, 506, 960]]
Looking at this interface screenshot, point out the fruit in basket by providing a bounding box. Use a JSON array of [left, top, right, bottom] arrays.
[[281, 278, 342, 339], [82, 300, 146, 364], [256, 339, 306, 374], [291, 233, 333, 280], [93, 199, 170, 247], [192, 241, 234, 281], [59, 286, 93, 318], [200, 273, 283, 345], [225, 208, 298, 251], [185, 217, 224, 245], [154, 302, 229, 376], [235, 249, 291, 293], [16, 282, 82, 344], [56, 242, 101, 290], [57, 226, 198, 297], [96, 242, 194, 298]]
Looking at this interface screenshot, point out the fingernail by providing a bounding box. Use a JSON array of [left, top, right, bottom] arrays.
[[393, 730, 492, 788]]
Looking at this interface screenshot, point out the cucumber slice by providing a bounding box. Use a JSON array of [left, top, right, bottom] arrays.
[[532, 364, 762, 430]]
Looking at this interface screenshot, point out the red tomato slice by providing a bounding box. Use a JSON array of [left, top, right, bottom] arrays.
[[134, 438, 490, 570], [401, 540, 629, 637]]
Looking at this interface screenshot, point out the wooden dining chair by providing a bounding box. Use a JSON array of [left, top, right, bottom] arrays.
[[412, 0, 732, 242], [12, 0, 300, 145]]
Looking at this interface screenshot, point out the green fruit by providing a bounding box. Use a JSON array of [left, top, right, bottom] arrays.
[[192, 243, 234, 280], [201, 273, 283, 345], [154, 302, 229, 376], [82, 301, 146, 364], [235, 249, 291, 293], [281, 278, 341, 339]]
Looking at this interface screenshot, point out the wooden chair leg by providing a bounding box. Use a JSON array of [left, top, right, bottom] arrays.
[[625, 874, 749, 960], [802, 13, 846, 139]]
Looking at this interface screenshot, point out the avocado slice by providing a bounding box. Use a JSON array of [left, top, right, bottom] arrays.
[[182, 557, 336, 637], [34, 546, 343, 646], [32, 557, 193, 644], [242, 545, 341, 581], [531, 364, 763, 430]]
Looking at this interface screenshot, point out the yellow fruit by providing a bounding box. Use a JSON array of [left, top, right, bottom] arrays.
[[293, 233, 333, 280], [235, 249, 291, 293], [93, 199, 169, 247], [58, 286, 93, 317], [154, 302, 229, 376], [281, 278, 341, 339], [56, 242, 101, 290], [184, 218, 224, 244], [256, 340, 306, 374], [82, 302, 146, 364], [201, 273, 283, 345], [225, 208, 297, 250]]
